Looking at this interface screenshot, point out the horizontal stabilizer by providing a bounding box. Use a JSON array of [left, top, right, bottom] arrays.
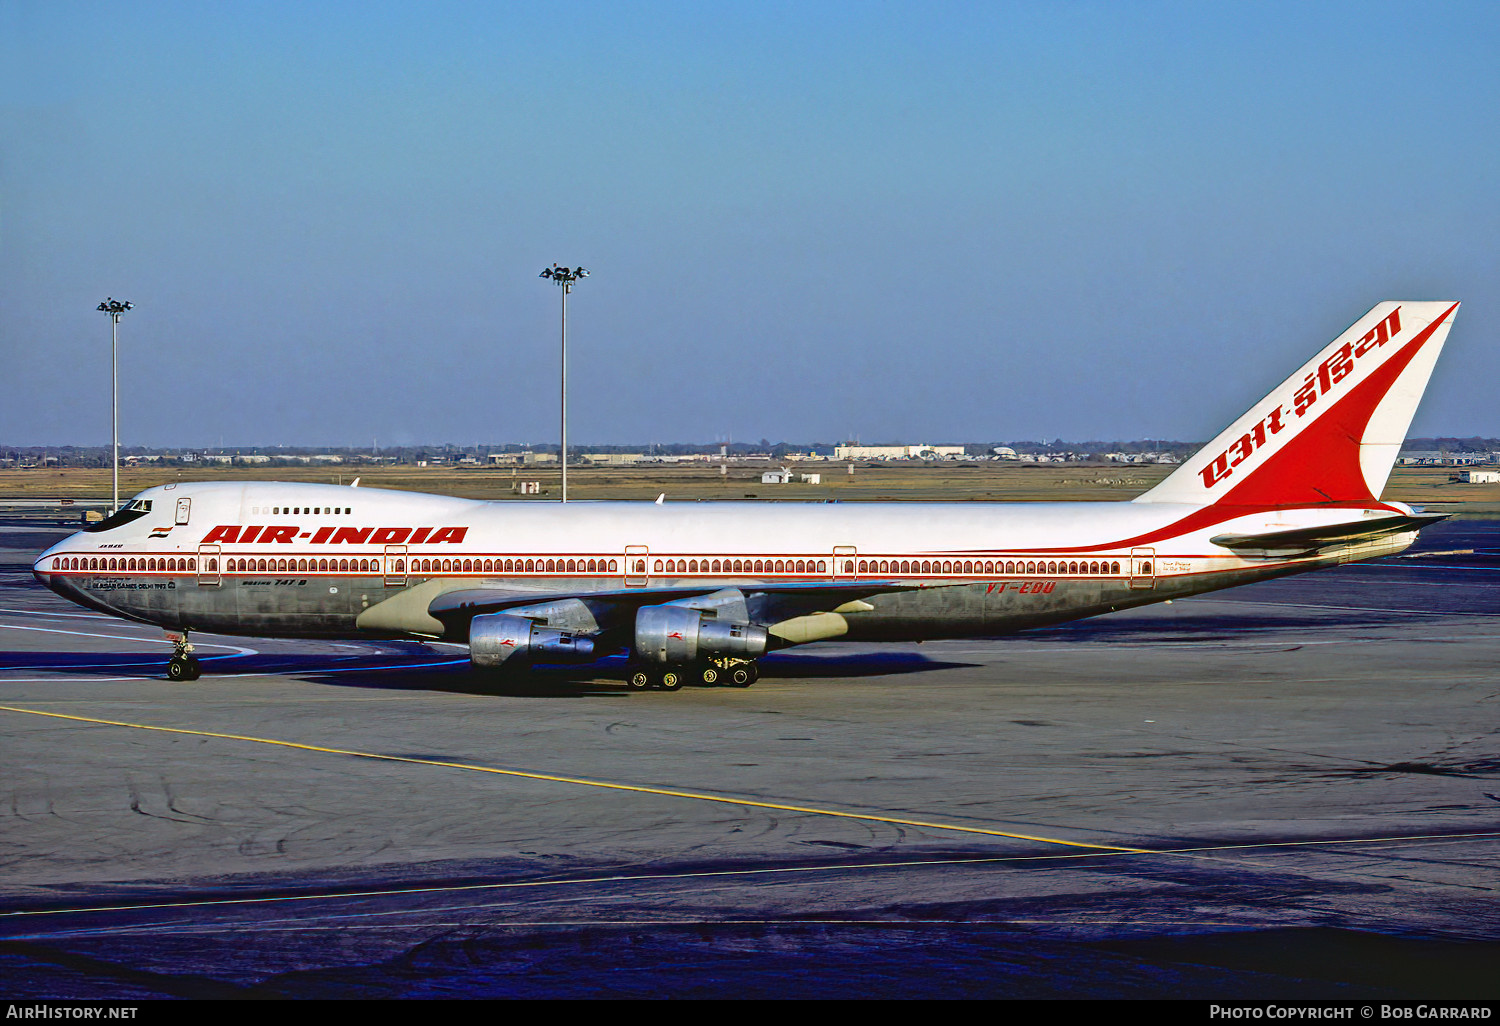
[[1210, 512, 1449, 552]]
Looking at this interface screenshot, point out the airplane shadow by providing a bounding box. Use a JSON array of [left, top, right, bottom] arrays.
[[0, 646, 475, 685], [300, 662, 626, 699], [3, 642, 979, 695], [0, 650, 191, 676], [757, 650, 980, 678], [1033, 609, 1387, 643], [298, 648, 979, 697]]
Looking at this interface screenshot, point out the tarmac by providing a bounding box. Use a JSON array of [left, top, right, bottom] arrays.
[[1, 520, 1497, 998]]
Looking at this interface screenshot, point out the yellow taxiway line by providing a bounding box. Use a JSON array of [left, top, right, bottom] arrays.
[[0, 703, 1150, 854]]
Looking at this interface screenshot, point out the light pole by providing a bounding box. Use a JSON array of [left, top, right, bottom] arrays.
[[539, 264, 588, 502], [97, 298, 133, 514]]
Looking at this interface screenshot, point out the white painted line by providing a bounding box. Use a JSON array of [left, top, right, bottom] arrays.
[[0, 657, 467, 683]]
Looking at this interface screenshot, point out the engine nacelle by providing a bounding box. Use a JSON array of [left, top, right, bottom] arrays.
[[470, 612, 595, 669], [635, 604, 768, 665]]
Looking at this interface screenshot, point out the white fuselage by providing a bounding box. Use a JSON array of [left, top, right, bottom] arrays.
[[34, 481, 1417, 644]]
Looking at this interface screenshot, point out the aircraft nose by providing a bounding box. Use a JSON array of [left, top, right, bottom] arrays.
[[32, 539, 74, 594]]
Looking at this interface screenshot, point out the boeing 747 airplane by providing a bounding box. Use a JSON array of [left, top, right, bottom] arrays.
[[33, 301, 1459, 688]]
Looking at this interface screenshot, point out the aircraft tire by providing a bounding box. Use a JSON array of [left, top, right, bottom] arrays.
[[166, 657, 198, 682], [699, 664, 720, 686], [658, 668, 684, 692], [728, 664, 756, 688], [626, 669, 652, 691]]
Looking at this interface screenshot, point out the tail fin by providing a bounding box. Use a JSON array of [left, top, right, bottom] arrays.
[[1136, 301, 1460, 507]]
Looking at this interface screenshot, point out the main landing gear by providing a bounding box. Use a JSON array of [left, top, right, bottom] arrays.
[[165, 630, 201, 682], [626, 658, 758, 692]]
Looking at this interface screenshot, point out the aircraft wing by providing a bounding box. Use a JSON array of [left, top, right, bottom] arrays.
[[358, 577, 920, 643], [1209, 512, 1449, 554]]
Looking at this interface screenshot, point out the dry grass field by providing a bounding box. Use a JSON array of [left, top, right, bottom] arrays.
[[2, 462, 1498, 514]]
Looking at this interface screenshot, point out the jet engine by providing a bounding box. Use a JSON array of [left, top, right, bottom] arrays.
[[634, 604, 767, 665], [469, 612, 595, 669]]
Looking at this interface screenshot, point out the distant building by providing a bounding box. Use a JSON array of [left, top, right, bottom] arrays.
[[487, 451, 557, 465], [581, 453, 645, 465], [1460, 470, 1500, 483], [762, 468, 793, 484], [834, 444, 965, 460], [1399, 451, 1494, 466], [1106, 452, 1181, 465]]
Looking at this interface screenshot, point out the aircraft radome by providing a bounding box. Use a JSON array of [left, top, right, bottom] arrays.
[[34, 301, 1460, 689]]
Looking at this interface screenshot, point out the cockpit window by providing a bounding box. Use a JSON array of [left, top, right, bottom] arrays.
[[82, 498, 154, 533]]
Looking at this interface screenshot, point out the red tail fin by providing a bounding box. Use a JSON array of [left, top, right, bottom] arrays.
[[1137, 302, 1459, 507]]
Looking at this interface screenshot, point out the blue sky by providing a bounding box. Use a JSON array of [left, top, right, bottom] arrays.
[[2, 1, 1495, 447]]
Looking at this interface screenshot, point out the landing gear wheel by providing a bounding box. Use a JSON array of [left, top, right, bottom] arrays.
[[627, 669, 652, 691], [167, 656, 201, 682], [728, 663, 757, 687], [699, 664, 720, 686], [658, 668, 684, 692]]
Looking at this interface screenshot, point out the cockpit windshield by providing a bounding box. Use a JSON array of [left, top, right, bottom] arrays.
[[82, 498, 154, 533]]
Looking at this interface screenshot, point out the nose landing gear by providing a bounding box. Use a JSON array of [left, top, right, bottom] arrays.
[[165, 630, 201, 682]]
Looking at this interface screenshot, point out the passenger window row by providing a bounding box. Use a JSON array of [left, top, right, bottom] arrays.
[[53, 556, 196, 572], [411, 557, 620, 574], [857, 558, 1123, 576], [55, 554, 1127, 578], [655, 557, 827, 574], [228, 556, 373, 573]]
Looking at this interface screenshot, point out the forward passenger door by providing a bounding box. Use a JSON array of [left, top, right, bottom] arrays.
[[625, 545, 649, 586], [1130, 547, 1156, 589]]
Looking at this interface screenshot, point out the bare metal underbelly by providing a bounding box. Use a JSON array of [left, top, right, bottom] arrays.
[[65, 556, 1322, 644]]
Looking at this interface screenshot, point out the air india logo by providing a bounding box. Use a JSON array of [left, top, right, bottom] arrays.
[[1199, 307, 1402, 489]]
